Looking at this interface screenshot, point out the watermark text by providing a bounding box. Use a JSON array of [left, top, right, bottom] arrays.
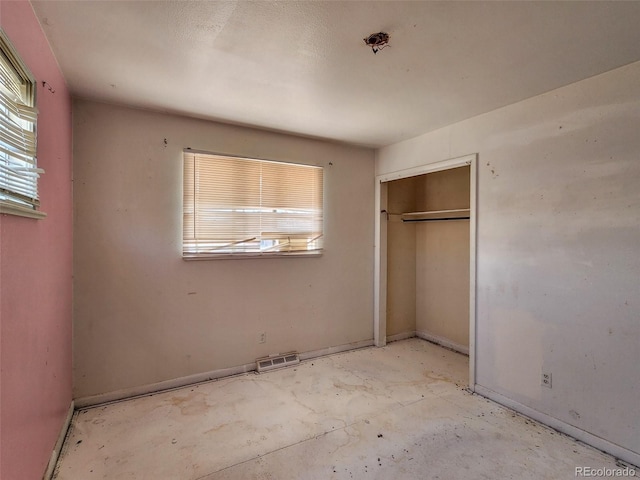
[[576, 466, 636, 477]]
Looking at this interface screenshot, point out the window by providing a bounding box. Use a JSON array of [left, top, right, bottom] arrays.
[[183, 151, 323, 258], [0, 29, 43, 218]]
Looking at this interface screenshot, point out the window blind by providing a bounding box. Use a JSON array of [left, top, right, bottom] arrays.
[[183, 152, 323, 257], [0, 32, 41, 211]]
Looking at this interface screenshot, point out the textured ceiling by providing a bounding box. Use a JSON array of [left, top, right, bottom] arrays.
[[31, 1, 640, 147]]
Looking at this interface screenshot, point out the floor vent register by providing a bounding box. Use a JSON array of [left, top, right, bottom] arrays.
[[256, 352, 300, 373]]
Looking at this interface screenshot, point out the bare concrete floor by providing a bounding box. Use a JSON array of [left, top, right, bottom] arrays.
[[54, 339, 628, 479]]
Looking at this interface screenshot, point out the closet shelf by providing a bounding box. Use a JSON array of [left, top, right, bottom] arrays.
[[389, 208, 470, 222]]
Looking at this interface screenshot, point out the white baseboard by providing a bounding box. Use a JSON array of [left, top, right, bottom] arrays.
[[43, 400, 74, 480], [416, 330, 469, 355], [74, 361, 257, 408], [298, 339, 374, 361], [474, 385, 640, 469], [386, 331, 417, 343], [75, 339, 375, 409]]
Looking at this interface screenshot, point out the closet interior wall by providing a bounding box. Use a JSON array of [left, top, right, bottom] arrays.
[[387, 176, 419, 337], [386, 166, 470, 352]]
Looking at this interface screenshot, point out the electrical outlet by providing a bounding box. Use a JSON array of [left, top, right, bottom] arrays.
[[259, 332, 266, 344], [541, 372, 552, 388]]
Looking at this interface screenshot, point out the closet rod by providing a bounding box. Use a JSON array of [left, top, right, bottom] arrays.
[[402, 216, 470, 223]]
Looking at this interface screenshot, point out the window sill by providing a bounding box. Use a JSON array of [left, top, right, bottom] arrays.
[[183, 250, 323, 261], [0, 202, 46, 219]]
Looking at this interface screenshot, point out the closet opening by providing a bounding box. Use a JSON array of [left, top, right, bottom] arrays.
[[374, 154, 477, 389]]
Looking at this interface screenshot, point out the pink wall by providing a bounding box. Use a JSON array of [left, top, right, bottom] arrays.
[[0, 1, 73, 479]]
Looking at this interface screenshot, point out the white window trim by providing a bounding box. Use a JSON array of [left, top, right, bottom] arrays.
[[182, 250, 323, 261], [0, 29, 45, 219]]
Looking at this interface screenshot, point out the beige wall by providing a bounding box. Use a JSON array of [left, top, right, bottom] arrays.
[[415, 221, 469, 347], [73, 100, 375, 398], [415, 167, 470, 212], [386, 177, 417, 336], [415, 167, 470, 348], [377, 61, 640, 462]]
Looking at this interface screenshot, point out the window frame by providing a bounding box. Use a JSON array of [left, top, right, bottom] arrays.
[[0, 28, 45, 219], [182, 150, 324, 260]]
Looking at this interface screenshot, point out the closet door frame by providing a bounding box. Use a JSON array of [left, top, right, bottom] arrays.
[[374, 153, 477, 390]]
